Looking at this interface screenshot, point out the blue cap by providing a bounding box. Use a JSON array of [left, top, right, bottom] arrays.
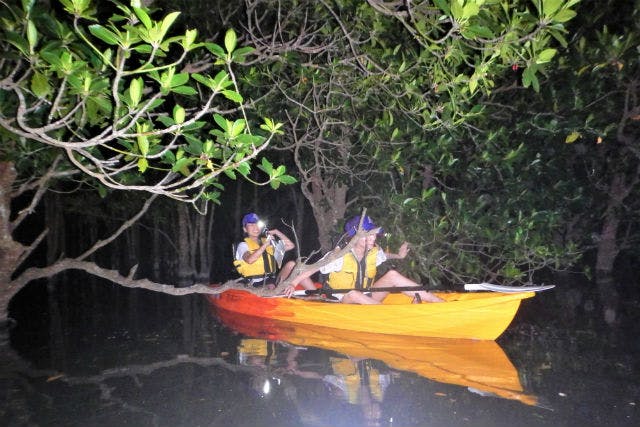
[[242, 212, 260, 226], [344, 215, 381, 237]]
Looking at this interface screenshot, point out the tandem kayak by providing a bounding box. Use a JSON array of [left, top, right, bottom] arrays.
[[207, 289, 537, 340], [215, 309, 539, 406]]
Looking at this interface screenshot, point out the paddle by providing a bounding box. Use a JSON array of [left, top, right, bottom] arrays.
[[464, 283, 555, 293], [292, 282, 555, 297], [293, 286, 431, 296]]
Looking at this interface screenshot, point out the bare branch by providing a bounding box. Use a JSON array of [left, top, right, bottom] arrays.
[[10, 155, 64, 230], [77, 194, 159, 261], [9, 258, 243, 296]]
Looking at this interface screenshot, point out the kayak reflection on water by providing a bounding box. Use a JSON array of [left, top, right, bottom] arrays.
[[237, 337, 390, 427], [225, 309, 541, 426]]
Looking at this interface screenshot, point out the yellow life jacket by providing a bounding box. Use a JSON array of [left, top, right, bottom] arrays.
[[327, 247, 379, 290], [329, 357, 384, 404], [234, 237, 277, 278]]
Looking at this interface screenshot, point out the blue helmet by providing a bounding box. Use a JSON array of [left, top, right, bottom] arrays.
[[344, 215, 382, 237], [242, 212, 260, 227]]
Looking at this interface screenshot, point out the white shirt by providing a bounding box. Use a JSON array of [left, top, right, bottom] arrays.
[[235, 241, 250, 261]]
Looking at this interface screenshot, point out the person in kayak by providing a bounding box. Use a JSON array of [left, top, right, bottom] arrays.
[[284, 215, 443, 303], [234, 212, 316, 290]]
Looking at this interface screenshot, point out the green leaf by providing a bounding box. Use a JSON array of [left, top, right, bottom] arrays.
[[432, 0, 451, 15], [156, 116, 175, 127], [170, 73, 189, 87], [211, 70, 232, 90], [231, 46, 255, 62], [260, 157, 274, 174], [137, 157, 148, 173], [222, 90, 243, 103], [184, 29, 198, 50], [237, 162, 251, 176], [260, 118, 284, 135], [450, 0, 463, 20], [173, 104, 185, 124], [465, 25, 495, 39], [530, 73, 540, 92], [542, 0, 564, 16], [565, 131, 581, 143], [548, 28, 568, 48], [522, 67, 533, 88], [97, 184, 108, 198], [159, 11, 181, 41], [192, 73, 214, 89], [205, 42, 225, 59], [88, 24, 120, 45], [133, 6, 152, 29], [31, 71, 51, 98], [469, 75, 478, 94], [462, 3, 480, 19], [137, 136, 149, 157], [278, 175, 298, 185], [536, 48, 557, 64], [224, 28, 237, 54], [129, 77, 142, 107], [552, 9, 577, 23], [26, 20, 37, 52], [172, 157, 192, 175], [229, 120, 246, 137], [5, 31, 28, 55], [171, 85, 197, 95], [213, 114, 228, 132], [236, 134, 263, 145], [133, 44, 153, 54]]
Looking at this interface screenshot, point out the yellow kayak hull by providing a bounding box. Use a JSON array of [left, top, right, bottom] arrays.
[[208, 290, 535, 340]]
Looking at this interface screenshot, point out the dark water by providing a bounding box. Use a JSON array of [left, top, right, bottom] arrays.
[[2, 278, 638, 427]]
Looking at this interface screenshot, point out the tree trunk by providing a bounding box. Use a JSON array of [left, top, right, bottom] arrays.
[[594, 214, 621, 326], [289, 185, 312, 253], [0, 162, 26, 321], [303, 174, 348, 252], [195, 208, 214, 283], [594, 172, 627, 326], [176, 204, 195, 286], [152, 215, 162, 278]]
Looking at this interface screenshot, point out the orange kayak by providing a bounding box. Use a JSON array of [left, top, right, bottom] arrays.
[[207, 289, 535, 340], [215, 309, 539, 406]]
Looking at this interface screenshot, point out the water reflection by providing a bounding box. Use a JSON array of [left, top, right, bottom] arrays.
[[216, 307, 540, 426], [6, 283, 636, 427], [235, 337, 389, 426]]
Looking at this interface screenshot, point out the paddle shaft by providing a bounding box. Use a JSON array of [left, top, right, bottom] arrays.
[[302, 286, 430, 295], [295, 283, 551, 297]]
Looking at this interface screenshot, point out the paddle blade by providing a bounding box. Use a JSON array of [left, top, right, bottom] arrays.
[[273, 239, 285, 268]]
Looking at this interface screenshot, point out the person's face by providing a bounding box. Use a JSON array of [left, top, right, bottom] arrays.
[[365, 234, 377, 249], [244, 222, 261, 237], [354, 233, 377, 250]]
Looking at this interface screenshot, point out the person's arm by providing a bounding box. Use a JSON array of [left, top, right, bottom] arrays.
[[268, 229, 295, 251], [242, 239, 271, 264], [384, 241, 410, 260], [283, 253, 344, 297]]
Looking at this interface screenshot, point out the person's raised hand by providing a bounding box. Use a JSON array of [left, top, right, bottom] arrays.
[[397, 242, 410, 259]]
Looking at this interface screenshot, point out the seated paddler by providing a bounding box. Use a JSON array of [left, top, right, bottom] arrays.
[[234, 212, 316, 290], [284, 215, 443, 304]]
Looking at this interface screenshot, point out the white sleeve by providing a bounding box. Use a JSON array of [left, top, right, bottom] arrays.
[[319, 256, 344, 274], [376, 248, 387, 266], [235, 242, 249, 260]]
